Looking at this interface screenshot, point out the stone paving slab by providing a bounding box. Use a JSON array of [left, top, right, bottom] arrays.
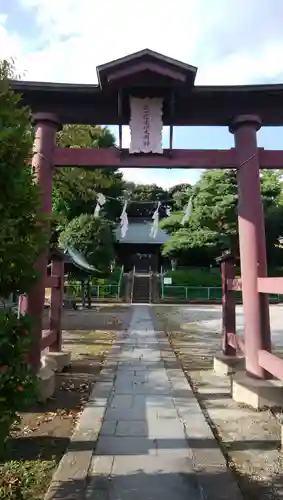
[[45, 305, 243, 500], [87, 455, 200, 500], [43, 327, 128, 500], [86, 306, 243, 500]]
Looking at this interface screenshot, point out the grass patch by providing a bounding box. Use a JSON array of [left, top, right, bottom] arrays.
[[0, 328, 116, 500], [0, 460, 55, 500]]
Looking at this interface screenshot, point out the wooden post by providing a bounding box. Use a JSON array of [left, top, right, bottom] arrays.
[[230, 115, 271, 378], [49, 252, 64, 351], [217, 251, 237, 356], [81, 280, 86, 308], [87, 278, 91, 309], [27, 113, 61, 370]]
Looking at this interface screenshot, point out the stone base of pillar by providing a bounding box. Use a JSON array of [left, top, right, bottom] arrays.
[[41, 354, 57, 372], [45, 351, 71, 372], [232, 372, 283, 410], [37, 364, 55, 402], [213, 353, 245, 376]]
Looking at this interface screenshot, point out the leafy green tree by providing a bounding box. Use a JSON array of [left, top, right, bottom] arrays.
[[161, 169, 283, 266], [159, 211, 183, 235], [57, 124, 116, 149], [124, 183, 169, 218], [168, 183, 192, 210], [0, 59, 45, 443], [59, 214, 116, 273], [52, 124, 124, 238], [0, 60, 46, 297], [162, 227, 226, 266], [261, 170, 283, 265]]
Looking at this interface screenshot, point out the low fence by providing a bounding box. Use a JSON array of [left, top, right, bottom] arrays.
[[65, 282, 120, 301], [65, 266, 124, 302], [161, 285, 222, 301], [91, 284, 120, 300], [161, 284, 283, 303]]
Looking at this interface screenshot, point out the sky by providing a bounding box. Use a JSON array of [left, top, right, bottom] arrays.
[[1, 0, 283, 188]]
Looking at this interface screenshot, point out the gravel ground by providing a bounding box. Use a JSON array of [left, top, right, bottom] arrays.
[[154, 304, 283, 500], [167, 303, 283, 349]]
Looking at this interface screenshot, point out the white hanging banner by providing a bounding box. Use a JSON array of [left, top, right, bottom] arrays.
[[94, 193, 106, 218], [150, 202, 161, 239], [129, 97, 163, 154], [181, 197, 193, 225], [120, 200, 129, 238]]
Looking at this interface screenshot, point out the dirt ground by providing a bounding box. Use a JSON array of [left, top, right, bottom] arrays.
[[153, 305, 283, 500], [0, 305, 132, 500]]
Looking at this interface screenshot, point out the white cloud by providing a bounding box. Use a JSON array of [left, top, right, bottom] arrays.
[[2, 0, 283, 186], [14, 0, 283, 85], [3, 0, 283, 85], [0, 14, 22, 61]]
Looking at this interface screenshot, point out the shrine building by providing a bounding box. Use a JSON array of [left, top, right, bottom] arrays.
[[115, 219, 169, 272]]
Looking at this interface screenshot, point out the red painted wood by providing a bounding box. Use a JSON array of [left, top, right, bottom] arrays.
[[18, 295, 28, 315], [227, 278, 242, 291], [258, 277, 283, 294], [49, 257, 64, 351], [26, 114, 60, 371], [227, 333, 245, 354], [53, 147, 283, 169], [10, 77, 283, 127], [54, 147, 236, 168], [46, 275, 60, 288], [41, 330, 57, 350], [221, 260, 237, 356], [258, 149, 283, 169], [231, 115, 271, 379], [258, 350, 283, 380]]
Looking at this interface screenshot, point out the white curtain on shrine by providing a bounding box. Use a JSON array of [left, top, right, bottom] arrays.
[[129, 97, 163, 154]]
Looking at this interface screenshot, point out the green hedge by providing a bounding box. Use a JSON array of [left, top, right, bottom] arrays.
[[164, 268, 221, 287], [163, 266, 283, 287], [91, 267, 122, 285]]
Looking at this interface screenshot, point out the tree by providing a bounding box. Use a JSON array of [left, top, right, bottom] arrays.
[[57, 124, 116, 149], [162, 226, 226, 266], [59, 214, 116, 273], [0, 59, 44, 444], [124, 183, 169, 218], [168, 183, 192, 210], [261, 170, 283, 265], [161, 169, 283, 266], [159, 211, 183, 235], [52, 124, 124, 239], [0, 61, 46, 297]]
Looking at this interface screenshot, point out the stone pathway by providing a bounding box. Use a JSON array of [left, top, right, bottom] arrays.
[[85, 306, 242, 500], [45, 305, 242, 500]]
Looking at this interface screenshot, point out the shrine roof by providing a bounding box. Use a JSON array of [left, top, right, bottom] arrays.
[[9, 48, 283, 126], [115, 222, 169, 245]]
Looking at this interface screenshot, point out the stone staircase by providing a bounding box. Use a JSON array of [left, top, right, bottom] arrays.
[[132, 274, 151, 303]]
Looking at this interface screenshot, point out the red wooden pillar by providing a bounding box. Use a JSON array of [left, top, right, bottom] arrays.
[[230, 115, 271, 378], [49, 252, 64, 351], [220, 254, 236, 356], [27, 113, 60, 371]]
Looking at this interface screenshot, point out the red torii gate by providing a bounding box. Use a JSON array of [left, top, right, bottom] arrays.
[[11, 49, 283, 405]]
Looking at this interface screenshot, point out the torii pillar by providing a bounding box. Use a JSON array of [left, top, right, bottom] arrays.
[[230, 115, 271, 379], [27, 113, 60, 371]]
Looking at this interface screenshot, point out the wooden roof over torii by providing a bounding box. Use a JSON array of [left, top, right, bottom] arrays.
[[10, 48, 283, 127]]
